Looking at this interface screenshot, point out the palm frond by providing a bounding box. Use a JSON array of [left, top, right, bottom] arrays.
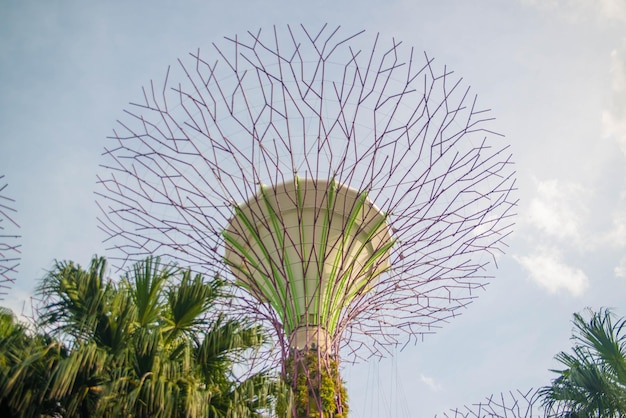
[[540, 308, 626, 417], [4, 256, 276, 417], [125, 256, 171, 327], [165, 270, 218, 342]]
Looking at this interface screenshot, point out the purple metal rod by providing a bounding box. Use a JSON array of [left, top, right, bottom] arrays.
[[0, 175, 21, 299]]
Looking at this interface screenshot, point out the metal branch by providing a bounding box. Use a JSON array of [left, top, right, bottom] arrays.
[[0, 175, 21, 298], [439, 389, 543, 418]]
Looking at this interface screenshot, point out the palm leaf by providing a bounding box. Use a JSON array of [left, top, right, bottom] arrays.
[[125, 256, 171, 327], [540, 308, 626, 417]]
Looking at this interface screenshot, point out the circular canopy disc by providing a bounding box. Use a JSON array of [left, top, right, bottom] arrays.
[[224, 177, 392, 337]]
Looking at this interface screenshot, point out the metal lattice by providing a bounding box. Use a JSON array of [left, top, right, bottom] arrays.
[[440, 389, 543, 418], [97, 24, 517, 363], [0, 175, 21, 299]]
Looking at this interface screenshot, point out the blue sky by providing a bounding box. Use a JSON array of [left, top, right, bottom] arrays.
[[1, 1, 626, 416]]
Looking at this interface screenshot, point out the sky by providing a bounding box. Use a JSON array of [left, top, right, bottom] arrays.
[[1, 0, 626, 416]]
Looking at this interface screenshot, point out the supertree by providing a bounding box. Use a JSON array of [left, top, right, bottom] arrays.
[[97, 25, 517, 416], [0, 175, 21, 300]]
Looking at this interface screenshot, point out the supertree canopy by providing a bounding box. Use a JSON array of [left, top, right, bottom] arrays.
[[97, 24, 517, 416], [0, 175, 21, 299]]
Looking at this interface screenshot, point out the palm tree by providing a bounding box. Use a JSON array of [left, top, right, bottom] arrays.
[[14, 255, 279, 417], [0, 307, 65, 417], [539, 308, 626, 417]]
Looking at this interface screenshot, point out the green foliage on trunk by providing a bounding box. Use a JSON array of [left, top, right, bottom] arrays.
[[278, 349, 348, 418]]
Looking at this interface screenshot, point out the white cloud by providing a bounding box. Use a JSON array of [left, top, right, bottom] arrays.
[[521, 0, 626, 22], [602, 42, 626, 157], [603, 192, 626, 248], [615, 255, 626, 278], [526, 179, 588, 248], [420, 374, 442, 392], [599, 0, 626, 22], [515, 248, 589, 296]]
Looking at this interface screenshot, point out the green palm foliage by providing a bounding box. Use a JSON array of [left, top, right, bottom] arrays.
[[2, 256, 278, 417], [540, 308, 626, 417], [0, 307, 65, 417]]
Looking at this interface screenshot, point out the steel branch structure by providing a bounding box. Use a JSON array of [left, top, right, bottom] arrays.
[[97, 24, 517, 415], [0, 175, 21, 299], [440, 389, 542, 418]]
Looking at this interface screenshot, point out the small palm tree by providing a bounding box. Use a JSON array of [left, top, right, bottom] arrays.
[[540, 308, 626, 417], [3, 256, 278, 417]]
